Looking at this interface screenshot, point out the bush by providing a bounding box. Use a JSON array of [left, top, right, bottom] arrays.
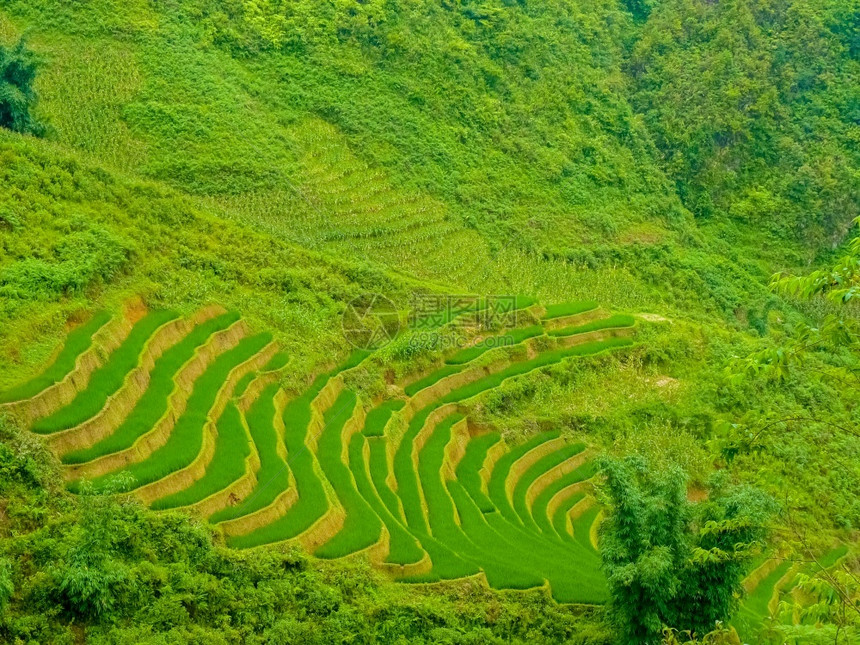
[[0, 38, 44, 136], [0, 559, 13, 611]]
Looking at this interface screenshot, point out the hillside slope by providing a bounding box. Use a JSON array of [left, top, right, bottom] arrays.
[[0, 0, 858, 643]]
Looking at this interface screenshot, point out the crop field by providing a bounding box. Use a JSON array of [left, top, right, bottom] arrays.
[[733, 545, 851, 640], [2, 298, 637, 603]]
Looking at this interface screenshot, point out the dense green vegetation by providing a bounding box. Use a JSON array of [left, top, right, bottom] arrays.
[[0, 37, 43, 136], [0, 0, 857, 642], [598, 456, 773, 644]]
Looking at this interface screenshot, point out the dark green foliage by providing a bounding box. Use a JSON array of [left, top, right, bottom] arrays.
[[628, 0, 859, 243], [0, 561, 10, 613], [598, 457, 774, 643], [0, 0, 856, 640], [0, 38, 43, 136]]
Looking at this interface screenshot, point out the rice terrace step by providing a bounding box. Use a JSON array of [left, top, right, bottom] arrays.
[[0, 297, 643, 603]]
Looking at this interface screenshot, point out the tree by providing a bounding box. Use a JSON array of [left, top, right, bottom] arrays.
[[726, 221, 860, 641], [0, 38, 44, 136], [598, 456, 773, 644]]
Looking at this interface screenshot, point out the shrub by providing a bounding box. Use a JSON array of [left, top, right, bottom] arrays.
[[598, 457, 773, 643], [0, 559, 13, 611], [0, 38, 44, 136]]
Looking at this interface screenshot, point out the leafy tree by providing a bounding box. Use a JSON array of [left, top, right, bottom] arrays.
[[598, 457, 772, 644], [0, 37, 44, 136]]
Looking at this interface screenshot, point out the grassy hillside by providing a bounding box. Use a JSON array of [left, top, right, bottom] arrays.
[[0, 0, 857, 642]]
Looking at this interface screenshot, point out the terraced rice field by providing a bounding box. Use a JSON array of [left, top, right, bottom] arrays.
[[0, 299, 639, 604], [734, 544, 851, 639]]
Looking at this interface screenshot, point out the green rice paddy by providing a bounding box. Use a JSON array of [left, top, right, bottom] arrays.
[[313, 390, 383, 558], [511, 442, 587, 531], [363, 399, 405, 436], [455, 432, 501, 513], [487, 432, 561, 527], [228, 376, 330, 549], [61, 312, 240, 464], [151, 401, 250, 510], [541, 301, 598, 320], [445, 324, 543, 365], [210, 383, 288, 523], [403, 364, 461, 396], [14, 302, 636, 602], [531, 461, 598, 537], [548, 313, 636, 337], [33, 311, 179, 433], [79, 332, 271, 492], [0, 311, 111, 403]]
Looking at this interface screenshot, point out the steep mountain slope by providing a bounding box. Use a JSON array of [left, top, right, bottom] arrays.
[[0, 0, 857, 642]]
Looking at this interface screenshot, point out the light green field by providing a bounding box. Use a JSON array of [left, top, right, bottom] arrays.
[[0, 311, 110, 403], [15, 301, 633, 602], [33, 310, 179, 433]]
